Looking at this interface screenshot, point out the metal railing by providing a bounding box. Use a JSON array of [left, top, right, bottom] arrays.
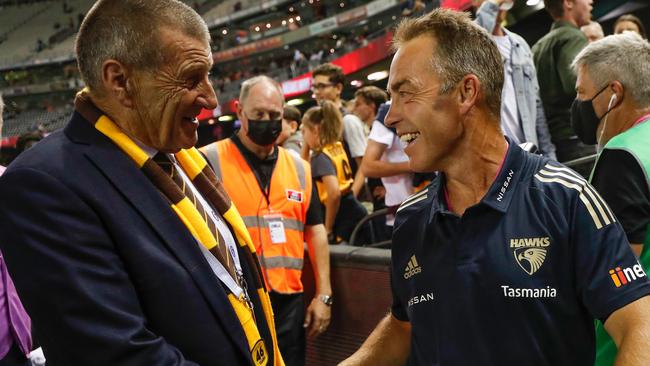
[[562, 153, 597, 168]]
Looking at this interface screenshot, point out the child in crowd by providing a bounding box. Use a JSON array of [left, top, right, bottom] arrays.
[[276, 105, 303, 155], [302, 101, 367, 244]]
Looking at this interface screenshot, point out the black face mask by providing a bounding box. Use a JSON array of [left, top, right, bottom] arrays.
[[571, 85, 613, 145], [246, 118, 282, 146]]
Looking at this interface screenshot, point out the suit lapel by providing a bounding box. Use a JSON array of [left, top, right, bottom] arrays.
[[65, 115, 253, 362]]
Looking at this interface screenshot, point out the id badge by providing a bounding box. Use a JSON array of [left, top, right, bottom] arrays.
[[264, 213, 287, 244]]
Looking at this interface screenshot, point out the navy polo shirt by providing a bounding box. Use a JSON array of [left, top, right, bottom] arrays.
[[391, 141, 650, 366]]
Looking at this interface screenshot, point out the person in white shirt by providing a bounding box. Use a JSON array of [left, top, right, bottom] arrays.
[[361, 101, 413, 227]]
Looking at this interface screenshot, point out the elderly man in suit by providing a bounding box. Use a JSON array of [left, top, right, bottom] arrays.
[[0, 1, 284, 365]]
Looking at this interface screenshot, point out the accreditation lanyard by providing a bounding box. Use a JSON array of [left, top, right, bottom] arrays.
[[172, 157, 245, 298]]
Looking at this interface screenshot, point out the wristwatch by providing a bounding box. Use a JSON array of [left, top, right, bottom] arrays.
[[318, 294, 333, 306]]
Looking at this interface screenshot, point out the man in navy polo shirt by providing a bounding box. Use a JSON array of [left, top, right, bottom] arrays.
[[340, 8, 650, 366]]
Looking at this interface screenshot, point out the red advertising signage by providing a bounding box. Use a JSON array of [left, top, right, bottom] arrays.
[[440, 0, 473, 10]]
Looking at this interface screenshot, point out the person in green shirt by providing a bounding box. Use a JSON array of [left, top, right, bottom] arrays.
[[571, 32, 650, 366], [532, 0, 593, 170]]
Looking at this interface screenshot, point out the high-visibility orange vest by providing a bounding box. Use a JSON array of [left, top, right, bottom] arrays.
[[201, 138, 312, 294], [316, 142, 354, 203]]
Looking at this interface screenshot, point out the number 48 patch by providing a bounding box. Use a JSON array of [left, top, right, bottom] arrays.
[[251, 339, 268, 366]]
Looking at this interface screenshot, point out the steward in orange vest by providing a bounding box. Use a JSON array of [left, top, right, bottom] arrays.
[[200, 76, 332, 366], [204, 137, 311, 293]]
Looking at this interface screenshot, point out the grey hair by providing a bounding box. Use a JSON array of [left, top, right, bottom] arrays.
[[76, 0, 210, 93], [392, 8, 504, 118], [572, 32, 650, 107], [239, 75, 284, 103], [581, 21, 604, 38]]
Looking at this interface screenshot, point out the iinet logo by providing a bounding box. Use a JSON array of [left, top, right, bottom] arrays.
[[609, 264, 647, 288]]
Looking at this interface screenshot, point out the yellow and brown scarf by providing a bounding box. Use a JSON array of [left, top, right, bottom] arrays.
[[74, 90, 283, 366]]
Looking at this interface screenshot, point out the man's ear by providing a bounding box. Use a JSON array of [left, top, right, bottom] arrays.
[[101, 59, 134, 108], [235, 100, 248, 132], [610, 80, 624, 107], [289, 120, 299, 133], [458, 74, 480, 115], [335, 82, 343, 97], [564, 0, 573, 11]]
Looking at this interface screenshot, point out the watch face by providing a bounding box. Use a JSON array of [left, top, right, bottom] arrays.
[[319, 295, 333, 305]]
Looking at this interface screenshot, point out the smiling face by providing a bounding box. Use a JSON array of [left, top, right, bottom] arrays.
[[385, 35, 463, 172], [127, 27, 217, 153]]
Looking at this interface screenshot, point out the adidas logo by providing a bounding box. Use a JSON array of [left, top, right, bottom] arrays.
[[404, 255, 422, 279]]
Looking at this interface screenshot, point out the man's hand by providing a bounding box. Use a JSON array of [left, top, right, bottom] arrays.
[[304, 297, 332, 338]]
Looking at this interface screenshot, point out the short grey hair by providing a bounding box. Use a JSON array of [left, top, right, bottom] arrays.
[[572, 32, 650, 107], [581, 21, 604, 39], [239, 75, 284, 104], [76, 0, 210, 93], [392, 8, 504, 118]]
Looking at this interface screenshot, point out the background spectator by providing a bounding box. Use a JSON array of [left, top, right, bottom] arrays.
[[533, 0, 593, 170], [614, 14, 647, 39], [277, 105, 303, 155], [476, 0, 556, 159], [302, 101, 367, 244], [581, 21, 604, 42]]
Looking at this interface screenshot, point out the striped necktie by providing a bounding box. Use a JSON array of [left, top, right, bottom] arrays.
[[153, 152, 239, 282]]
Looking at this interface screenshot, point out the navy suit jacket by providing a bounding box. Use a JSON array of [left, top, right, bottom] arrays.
[[0, 113, 274, 365]]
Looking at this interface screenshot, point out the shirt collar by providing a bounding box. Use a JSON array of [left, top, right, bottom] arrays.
[[633, 113, 650, 127], [430, 136, 524, 216], [480, 136, 525, 213]]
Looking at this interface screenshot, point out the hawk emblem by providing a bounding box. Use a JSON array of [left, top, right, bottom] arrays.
[[514, 247, 547, 275]]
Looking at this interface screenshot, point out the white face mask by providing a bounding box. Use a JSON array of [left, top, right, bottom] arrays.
[[596, 93, 618, 152]]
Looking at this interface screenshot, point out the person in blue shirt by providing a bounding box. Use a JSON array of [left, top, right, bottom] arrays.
[[340, 8, 650, 366], [474, 0, 556, 160]]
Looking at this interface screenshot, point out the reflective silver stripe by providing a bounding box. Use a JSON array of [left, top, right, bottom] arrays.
[[286, 150, 306, 190], [242, 216, 305, 231], [204, 144, 222, 179], [262, 256, 304, 270]]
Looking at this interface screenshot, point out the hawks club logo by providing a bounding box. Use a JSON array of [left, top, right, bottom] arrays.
[[510, 237, 550, 275]]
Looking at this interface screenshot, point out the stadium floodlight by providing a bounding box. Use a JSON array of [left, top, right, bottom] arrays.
[[296, 16, 301, 21], [287, 98, 305, 106], [218, 115, 235, 122], [282, 20, 287, 26], [222, 29, 228, 35], [367, 71, 389, 81]]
